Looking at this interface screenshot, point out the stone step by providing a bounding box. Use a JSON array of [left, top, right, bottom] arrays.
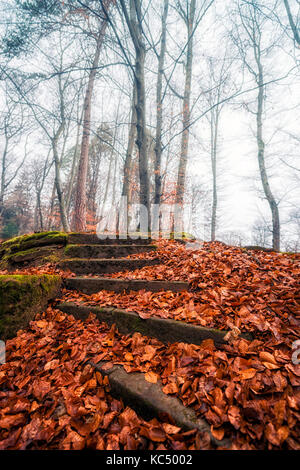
[[64, 244, 157, 259], [59, 258, 161, 275], [57, 302, 252, 346], [89, 360, 229, 448], [67, 233, 153, 245], [64, 277, 189, 294]]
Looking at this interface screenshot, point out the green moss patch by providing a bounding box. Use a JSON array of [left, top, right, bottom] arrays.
[[0, 274, 61, 340], [0, 231, 68, 269], [0, 231, 67, 254]]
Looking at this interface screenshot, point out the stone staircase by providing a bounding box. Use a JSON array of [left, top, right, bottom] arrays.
[[60, 234, 160, 275], [57, 234, 245, 448]]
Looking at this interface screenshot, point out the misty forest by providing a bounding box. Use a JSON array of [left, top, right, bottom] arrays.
[[0, 0, 299, 453]]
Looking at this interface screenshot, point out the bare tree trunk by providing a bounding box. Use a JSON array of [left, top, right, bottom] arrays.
[[46, 181, 56, 230], [133, 8, 150, 222], [65, 116, 82, 214], [111, 147, 117, 209], [52, 124, 70, 232], [34, 153, 52, 231], [0, 139, 9, 208], [34, 189, 43, 231], [154, 0, 169, 208], [122, 83, 137, 200], [256, 65, 280, 250], [73, 17, 109, 232], [235, 0, 280, 250], [175, 0, 196, 209], [283, 0, 300, 46], [210, 111, 219, 241], [101, 148, 114, 212], [120, 0, 150, 230]]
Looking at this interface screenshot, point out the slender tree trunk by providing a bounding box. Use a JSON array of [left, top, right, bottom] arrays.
[[73, 18, 109, 232], [135, 28, 150, 222], [154, 0, 169, 208], [283, 0, 300, 46], [122, 84, 137, 200], [65, 117, 82, 214], [47, 181, 56, 230], [111, 148, 117, 209], [256, 65, 280, 250], [52, 126, 70, 232], [0, 139, 9, 208], [175, 0, 196, 209], [101, 149, 114, 212], [37, 191, 44, 230], [34, 189, 43, 231], [210, 110, 219, 241], [120, 0, 150, 231]]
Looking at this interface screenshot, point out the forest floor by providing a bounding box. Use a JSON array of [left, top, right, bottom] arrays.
[[0, 239, 299, 450]]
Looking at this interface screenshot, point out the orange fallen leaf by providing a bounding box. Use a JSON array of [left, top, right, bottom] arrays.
[[239, 368, 257, 380], [124, 352, 134, 361], [211, 426, 225, 441], [259, 351, 278, 365], [162, 382, 178, 394], [35, 320, 48, 329], [145, 371, 158, 383], [162, 423, 181, 434]]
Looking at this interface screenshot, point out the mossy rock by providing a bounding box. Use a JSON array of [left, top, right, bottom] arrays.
[[0, 231, 67, 254], [3, 246, 59, 264], [0, 231, 67, 269], [243, 245, 278, 253], [0, 274, 61, 340]]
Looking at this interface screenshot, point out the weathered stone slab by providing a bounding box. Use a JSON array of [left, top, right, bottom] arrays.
[[64, 244, 157, 259], [57, 302, 252, 346], [243, 245, 278, 253], [67, 233, 153, 245], [90, 360, 230, 448], [64, 277, 189, 294], [60, 258, 161, 275]]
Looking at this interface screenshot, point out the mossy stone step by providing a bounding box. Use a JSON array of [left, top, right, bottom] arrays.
[[67, 233, 154, 245], [243, 245, 278, 253], [60, 258, 161, 275], [90, 360, 230, 448], [0, 231, 67, 256], [64, 244, 157, 259], [64, 277, 189, 294], [4, 246, 59, 264], [57, 302, 252, 346]]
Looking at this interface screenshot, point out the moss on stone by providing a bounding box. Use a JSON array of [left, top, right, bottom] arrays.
[[243, 245, 278, 253], [3, 246, 56, 263], [0, 231, 68, 269], [0, 274, 61, 339], [64, 244, 77, 256], [1, 231, 67, 253]]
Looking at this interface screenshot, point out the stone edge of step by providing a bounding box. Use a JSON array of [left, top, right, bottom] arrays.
[[60, 258, 161, 263], [64, 277, 189, 293], [89, 359, 230, 449], [57, 302, 253, 346]]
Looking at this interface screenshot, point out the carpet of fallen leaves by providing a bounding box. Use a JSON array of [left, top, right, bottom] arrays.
[[0, 263, 72, 278], [0, 239, 299, 450], [0, 309, 216, 450], [65, 240, 299, 335]]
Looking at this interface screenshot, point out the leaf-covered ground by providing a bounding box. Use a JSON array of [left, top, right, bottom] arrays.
[[0, 240, 299, 450]]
